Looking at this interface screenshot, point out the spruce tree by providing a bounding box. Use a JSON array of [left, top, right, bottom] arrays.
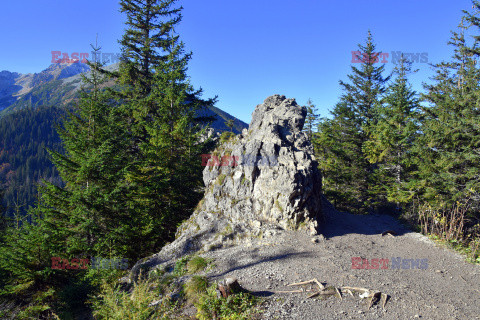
[[418, 9, 480, 210], [303, 98, 319, 141], [0, 44, 126, 317], [225, 119, 235, 132], [363, 55, 421, 210], [0, 1, 216, 317], [317, 31, 389, 213], [41, 43, 132, 259], [115, 0, 216, 251]]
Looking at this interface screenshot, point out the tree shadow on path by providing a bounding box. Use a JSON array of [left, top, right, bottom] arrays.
[[319, 195, 411, 238]]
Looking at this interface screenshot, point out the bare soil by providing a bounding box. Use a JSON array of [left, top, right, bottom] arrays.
[[203, 201, 480, 320]]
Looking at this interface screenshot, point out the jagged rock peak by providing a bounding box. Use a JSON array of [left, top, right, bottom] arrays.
[[249, 95, 306, 134], [191, 94, 322, 237], [129, 94, 323, 281]]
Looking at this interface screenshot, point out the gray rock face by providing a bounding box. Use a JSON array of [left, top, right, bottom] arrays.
[[196, 95, 322, 232], [130, 95, 323, 280]]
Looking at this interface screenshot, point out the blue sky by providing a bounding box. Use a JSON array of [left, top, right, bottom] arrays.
[[0, 0, 475, 123]]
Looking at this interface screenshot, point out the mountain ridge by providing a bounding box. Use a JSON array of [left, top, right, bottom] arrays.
[[0, 63, 248, 133]]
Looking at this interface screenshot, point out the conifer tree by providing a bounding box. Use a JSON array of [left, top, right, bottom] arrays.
[[41, 43, 132, 258], [115, 0, 216, 249], [363, 55, 421, 209], [303, 98, 319, 141], [0, 1, 216, 316], [418, 8, 480, 209], [317, 31, 389, 213], [225, 119, 235, 132], [0, 44, 125, 317]]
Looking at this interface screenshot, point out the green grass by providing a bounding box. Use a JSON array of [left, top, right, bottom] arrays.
[[195, 198, 205, 211], [184, 276, 209, 304], [220, 224, 233, 236], [187, 256, 209, 274], [172, 256, 190, 277], [91, 256, 259, 319], [428, 235, 480, 264], [241, 176, 249, 185]]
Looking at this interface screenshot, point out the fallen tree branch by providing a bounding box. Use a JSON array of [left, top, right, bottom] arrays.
[[274, 289, 308, 294], [281, 281, 389, 309], [288, 278, 324, 289], [340, 286, 370, 293]]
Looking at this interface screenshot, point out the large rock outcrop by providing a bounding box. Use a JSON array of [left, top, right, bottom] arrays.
[[130, 95, 323, 279]]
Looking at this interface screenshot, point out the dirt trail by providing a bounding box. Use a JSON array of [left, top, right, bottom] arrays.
[[203, 200, 480, 319]]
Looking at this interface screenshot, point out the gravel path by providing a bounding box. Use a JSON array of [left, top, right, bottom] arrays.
[[203, 202, 480, 319]]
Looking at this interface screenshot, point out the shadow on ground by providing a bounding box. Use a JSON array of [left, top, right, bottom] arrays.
[[319, 195, 411, 239], [210, 251, 313, 279]]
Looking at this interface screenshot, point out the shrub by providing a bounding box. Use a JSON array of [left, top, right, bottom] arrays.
[[220, 131, 235, 144], [91, 277, 175, 320], [195, 284, 259, 320], [172, 256, 190, 277]]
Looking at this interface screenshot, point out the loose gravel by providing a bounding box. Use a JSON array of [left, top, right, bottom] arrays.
[[203, 203, 480, 320]]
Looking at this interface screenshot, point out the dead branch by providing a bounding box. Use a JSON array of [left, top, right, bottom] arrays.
[[341, 286, 370, 293], [368, 291, 381, 309], [288, 278, 324, 289], [274, 289, 308, 294]]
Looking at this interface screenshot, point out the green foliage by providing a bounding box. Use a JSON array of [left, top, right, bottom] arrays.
[[112, 0, 216, 255], [275, 199, 283, 213], [172, 256, 190, 277], [92, 265, 258, 320], [417, 13, 480, 210], [317, 31, 389, 214], [184, 275, 208, 304], [0, 210, 64, 319], [316, 4, 480, 257], [220, 224, 233, 236], [92, 278, 175, 320], [195, 283, 259, 320], [404, 6, 480, 256], [363, 55, 421, 208], [303, 98, 320, 142], [219, 131, 235, 144], [186, 256, 209, 274], [225, 119, 235, 132], [0, 1, 216, 316], [0, 106, 63, 217], [217, 174, 227, 185]]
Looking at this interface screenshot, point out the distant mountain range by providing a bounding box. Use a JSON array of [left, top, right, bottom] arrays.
[[0, 63, 248, 133], [0, 63, 248, 217]]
